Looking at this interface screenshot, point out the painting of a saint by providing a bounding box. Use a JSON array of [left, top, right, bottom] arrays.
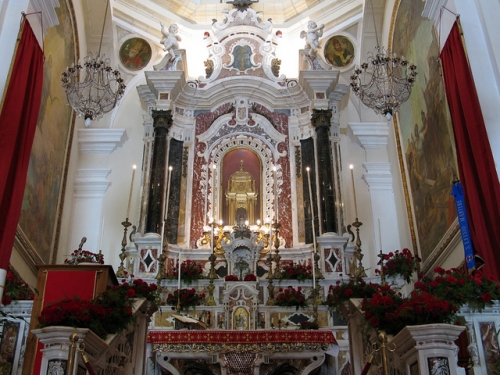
[[324, 36, 354, 67], [119, 37, 152, 71], [392, 0, 458, 262]]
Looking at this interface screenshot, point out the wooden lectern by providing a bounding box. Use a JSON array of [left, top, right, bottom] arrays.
[[22, 264, 118, 375]]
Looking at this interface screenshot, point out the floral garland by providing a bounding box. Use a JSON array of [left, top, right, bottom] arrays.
[[37, 279, 157, 338], [64, 249, 104, 265], [244, 274, 257, 281], [225, 275, 239, 281]]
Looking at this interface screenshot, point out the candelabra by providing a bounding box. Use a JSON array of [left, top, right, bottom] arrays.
[[253, 220, 271, 254], [116, 218, 132, 278], [352, 218, 366, 277], [205, 252, 217, 306], [271, 318, 289, 330], [378, 250, 387, 285]]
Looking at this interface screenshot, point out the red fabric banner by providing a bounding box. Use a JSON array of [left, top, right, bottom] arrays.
[[440, 21, 500, 279], [148, 330, 337, 345], [0, 18, 44, 269]]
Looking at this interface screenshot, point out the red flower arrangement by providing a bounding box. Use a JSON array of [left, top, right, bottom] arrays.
[[280, 261, 313, 282], [323, 276, 379, 313], [64, 249, 104, 265], [225, 275, 239, 281], [244, 274, 257, 281], [171, 260, 203, 285], [2, 272, 35, 306], [377, 248, 420, 283], [166, 288, 205, 311], [37, 279, 157, 338], [414, 267, 500, 310], [275, 286, 307, 310], [359, 266, 500, 335]]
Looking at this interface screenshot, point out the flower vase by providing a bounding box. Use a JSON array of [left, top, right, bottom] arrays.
[[389, 323, 466, 375]]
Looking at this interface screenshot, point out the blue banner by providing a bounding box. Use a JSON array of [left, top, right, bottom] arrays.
[[451, 181, 475, 271]]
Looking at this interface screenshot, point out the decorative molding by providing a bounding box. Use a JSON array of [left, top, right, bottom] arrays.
[[73, 169, 111, 198], [362, 162, 393, 191], [346, 122, 389, 149], [78, 129, 127, 154]]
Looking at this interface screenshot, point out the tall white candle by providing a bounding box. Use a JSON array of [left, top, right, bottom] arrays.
[[99, 217, 105, 251], [126, 165, 137, 219], [164, 166, 173, 220], [306, 167, 317, 253], [177, 251, 182, 290], [349, 164, 358, 219], [378, 218, 382, 251], [212, 164, 216, 222], [273, 166, 278, 222], [204, 165, 209, 225], [312, 252, 316, 286]]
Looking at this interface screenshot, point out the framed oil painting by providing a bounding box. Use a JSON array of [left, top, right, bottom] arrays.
[[16, 0, 77, 267], [324, 35, 354, 68], [391, 0, 458, 265], [119, 37, 152, 71]]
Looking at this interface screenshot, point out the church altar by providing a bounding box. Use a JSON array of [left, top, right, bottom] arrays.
[[148, 329, 338, 353]]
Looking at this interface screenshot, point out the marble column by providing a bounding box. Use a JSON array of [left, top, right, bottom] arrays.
[[311, 109, 337, 234], [145, 110, 173, 234]]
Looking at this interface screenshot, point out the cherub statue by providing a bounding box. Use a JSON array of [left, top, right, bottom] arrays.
[[300, 20, 325, 56], [160, 22, 181, 61]]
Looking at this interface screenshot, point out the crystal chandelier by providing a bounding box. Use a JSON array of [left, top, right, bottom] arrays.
[[349, 0, 417, 121], [61, 0, 125, 127]]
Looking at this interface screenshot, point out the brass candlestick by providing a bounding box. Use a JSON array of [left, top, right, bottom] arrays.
[[266, 251, 275, 305], [313, 251, 323, 279], [116, 218, 132, 278], [205, 252, 217, 306], [352, 218, 366, 277]]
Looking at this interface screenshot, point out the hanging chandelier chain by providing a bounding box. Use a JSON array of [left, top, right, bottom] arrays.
[[97, 0, 110, 58], [349, 0, 418, 121], [61, 0, 125, 126], [369, 0, 380, 51]]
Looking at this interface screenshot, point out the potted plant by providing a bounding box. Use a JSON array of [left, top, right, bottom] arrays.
[[377, 248, 420, 284], [275, 286, 307, 310], [171, 260, 203, 285], [1, 272, 35, 306], [166, 288, 205, 311], [323, 276, 379, 314], [37, 279, 157, 339], [280, 261, 313, 282]]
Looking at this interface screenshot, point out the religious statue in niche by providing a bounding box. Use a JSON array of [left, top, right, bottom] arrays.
[[160, 23, 182, 61], [324, 35, 354, 67], [225, 161, 258, 225], [300, 20, 325, 56], [233, 307, 249, 330]]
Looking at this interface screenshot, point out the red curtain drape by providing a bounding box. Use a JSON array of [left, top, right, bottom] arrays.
[[440, 21, 500, 280], [0, 18, 44, 269]]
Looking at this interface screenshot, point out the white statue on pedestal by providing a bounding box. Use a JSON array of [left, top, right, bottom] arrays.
[[300, 20, 325, 56], [160, 23, 182, 61]]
